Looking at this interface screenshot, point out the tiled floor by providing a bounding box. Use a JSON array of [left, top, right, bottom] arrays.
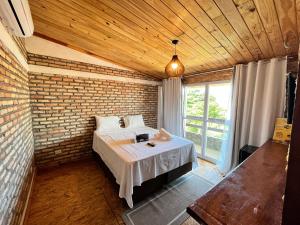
[[25, 158, 222, 225], [193, 159, 223, 184], [181, 159, 223, 225]]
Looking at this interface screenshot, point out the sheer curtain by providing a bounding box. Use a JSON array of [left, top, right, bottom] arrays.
[[217, 57, 287, 174], [162, 77, 183, 136]]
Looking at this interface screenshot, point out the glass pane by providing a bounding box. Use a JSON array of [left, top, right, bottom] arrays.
[[205, 83, 231, 161], [184, 86, 205, 155], [185, 86, 205, 117], [184, 119, 203, 154]]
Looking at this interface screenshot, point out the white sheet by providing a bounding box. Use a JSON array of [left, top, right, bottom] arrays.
[[92, 126, 198, 208]]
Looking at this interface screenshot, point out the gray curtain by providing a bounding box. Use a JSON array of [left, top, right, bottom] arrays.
[[217, 58, 287, 174], [162, 77, 183, 136]]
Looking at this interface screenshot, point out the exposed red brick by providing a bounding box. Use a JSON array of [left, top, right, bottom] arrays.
[[27, 53, 161, 82], [28, 55, 158, 168], [0, 39, 34, 225]]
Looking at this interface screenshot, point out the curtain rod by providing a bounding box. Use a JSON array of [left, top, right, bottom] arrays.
[[185, 55, 291, 78], [184, 67, 233, 78]]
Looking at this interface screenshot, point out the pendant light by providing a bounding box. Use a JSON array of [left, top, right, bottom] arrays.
[[165, 40, 185, 77]]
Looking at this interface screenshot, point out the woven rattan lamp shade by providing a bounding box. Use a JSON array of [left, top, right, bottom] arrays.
[[165, 40, 185, 77]]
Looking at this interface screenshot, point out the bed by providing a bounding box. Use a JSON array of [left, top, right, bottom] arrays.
[[92, 126, 198, 208]]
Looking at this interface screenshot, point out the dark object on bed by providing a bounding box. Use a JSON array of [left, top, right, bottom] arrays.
[[136, 133, 149, 142], [92, 151, 192, 204], [147, 142, 155, 147]]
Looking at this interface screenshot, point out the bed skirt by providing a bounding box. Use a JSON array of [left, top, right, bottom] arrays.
[[93, 151, 192, 204]]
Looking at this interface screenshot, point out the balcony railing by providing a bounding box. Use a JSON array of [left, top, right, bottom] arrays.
[[184, 115, 226, 132], [184, 115, 228, 161]]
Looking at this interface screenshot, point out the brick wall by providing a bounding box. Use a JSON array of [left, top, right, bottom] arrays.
[[0, 39, 34, 225], [28, 55, 159, 167], [28, 53, 160, 81]]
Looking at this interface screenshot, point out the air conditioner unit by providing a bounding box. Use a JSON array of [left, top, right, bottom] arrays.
[[0, 0, 34, 37]]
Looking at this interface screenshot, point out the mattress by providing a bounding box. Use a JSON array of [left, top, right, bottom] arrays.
[[92, 126, 198, 208]]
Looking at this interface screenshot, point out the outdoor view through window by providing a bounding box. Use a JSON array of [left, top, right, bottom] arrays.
[[183, 82, 232, 163]]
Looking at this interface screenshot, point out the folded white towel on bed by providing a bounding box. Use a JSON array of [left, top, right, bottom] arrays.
[[155, 128, 173, 141]]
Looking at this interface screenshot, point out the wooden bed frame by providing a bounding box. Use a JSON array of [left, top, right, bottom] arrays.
[[93, 151, 193, 204]]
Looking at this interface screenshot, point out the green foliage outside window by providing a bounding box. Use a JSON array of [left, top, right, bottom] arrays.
[[185, 88, 226, 136]]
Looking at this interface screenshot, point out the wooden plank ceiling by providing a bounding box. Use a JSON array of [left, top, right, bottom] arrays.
[[29, 0, 299, 78]]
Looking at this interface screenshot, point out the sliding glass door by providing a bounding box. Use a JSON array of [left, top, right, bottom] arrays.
[[183, 82, 232, 163]]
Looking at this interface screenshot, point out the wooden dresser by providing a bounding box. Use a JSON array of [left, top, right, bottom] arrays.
[[187, 140, 288, 225]]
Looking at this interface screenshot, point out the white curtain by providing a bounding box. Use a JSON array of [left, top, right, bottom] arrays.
[[217, 57, 287, 174], [162, 77, 183, 136], [157, 86, 163, 129]]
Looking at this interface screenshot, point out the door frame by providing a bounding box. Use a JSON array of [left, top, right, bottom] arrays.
[[183, 81, 231, 164]]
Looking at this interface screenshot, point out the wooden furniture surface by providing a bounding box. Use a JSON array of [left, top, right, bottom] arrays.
[[282, 60, 300, 224], [29, 0, 299, 77], [187, 140, 288, 225]]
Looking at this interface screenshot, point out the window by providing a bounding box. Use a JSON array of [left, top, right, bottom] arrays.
[[183, 82, 232, 163]]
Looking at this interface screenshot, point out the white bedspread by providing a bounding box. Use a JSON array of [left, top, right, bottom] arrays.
[[92, 126, 198, 208]]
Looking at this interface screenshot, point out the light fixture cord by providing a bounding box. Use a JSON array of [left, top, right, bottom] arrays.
[[175, 43, 177, 55]]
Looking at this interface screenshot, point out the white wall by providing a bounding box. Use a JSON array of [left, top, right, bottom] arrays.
[[25, 36, 132, 71]]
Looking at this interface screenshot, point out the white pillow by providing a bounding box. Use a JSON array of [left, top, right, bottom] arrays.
[[124, 115, 145, 128], [95, 116, 120, 131]]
